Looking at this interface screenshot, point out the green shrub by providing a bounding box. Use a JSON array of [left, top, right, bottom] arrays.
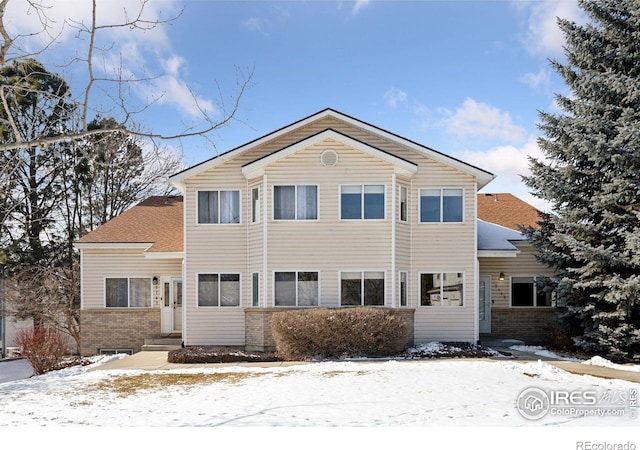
[[271, 307, 410, 360]]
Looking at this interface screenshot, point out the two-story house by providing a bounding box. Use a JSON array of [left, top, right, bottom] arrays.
[[75, 109, 556, 355]]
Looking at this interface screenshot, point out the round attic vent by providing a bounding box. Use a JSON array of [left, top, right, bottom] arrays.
[[321, 149, 338, 167]]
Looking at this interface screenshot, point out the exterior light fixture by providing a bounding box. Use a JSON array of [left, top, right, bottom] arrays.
[[498, 272, 505, 281], [152, 276, 159, 286]]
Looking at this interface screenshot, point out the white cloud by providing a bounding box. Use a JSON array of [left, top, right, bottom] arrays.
[[464, 137, 552, 211], [514, 0, 584, 57], [384, 88, 408, 109], [353, 0, 371, 14], [242, 17, 264, 33], [520, 67, 551, 91], [441, 98, 527, 143]]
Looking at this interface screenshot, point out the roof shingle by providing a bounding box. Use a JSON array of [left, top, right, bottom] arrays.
[[477, 193, 540, 231], [75, 196, 183, 253]]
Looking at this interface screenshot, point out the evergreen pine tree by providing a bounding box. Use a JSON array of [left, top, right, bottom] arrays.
[[524, 0, 640, 362]]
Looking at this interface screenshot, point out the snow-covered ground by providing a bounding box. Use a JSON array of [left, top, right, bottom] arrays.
[[0, 353, 638, 448]]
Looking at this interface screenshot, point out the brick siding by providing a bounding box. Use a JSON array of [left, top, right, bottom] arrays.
[[80, 308, 161, 356], [489, 307, 557, 344]]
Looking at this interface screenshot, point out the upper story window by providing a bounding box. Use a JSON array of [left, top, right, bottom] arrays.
[[198, 190, 240, 224], [341, 185, 385, 220], [105, 277, 151, 308], [399, 186, 408, 222], [274, 185, 318, 220], [251, 187, 260, 223], [419, 188, 463, 223]]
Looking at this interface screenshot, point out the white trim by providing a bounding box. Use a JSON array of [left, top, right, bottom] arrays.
[[418, 187, 465, 224], [272, 184, 320, 221], [195, 272, 242, 308], [195, 189, 242, 225], [103, 276, 153, 308], [143, 251, 184, 259], [262, 175, 268, 307], [477, 250, 520, 258], [74, 242, 151, 250], [169, 109, 493, 191], [80, 249, 85, 309], [338, 270, 387, 307], [391, 174, 397, 307], [242, 129, 418, 179], [272, 270, 321, 307], [339, 184, 387, 221], [418, 271, 466, 308]]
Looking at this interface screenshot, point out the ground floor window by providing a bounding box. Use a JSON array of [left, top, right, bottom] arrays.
[[274, 272, 319, 306], [105, 277, 151, 307], [198, 273, 240, 307], [511, 277, 552, 307], [341, 271, 385, 306], [420, 272, 464, 306], [399, 271, 408, 306]]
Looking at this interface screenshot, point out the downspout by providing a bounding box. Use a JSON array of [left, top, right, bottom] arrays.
[[262, 175, 268, 307]]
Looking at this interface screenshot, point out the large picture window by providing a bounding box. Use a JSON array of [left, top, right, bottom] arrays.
[[419, 188, 463, 223], [340, 271, 385, 306], [198, 273, 240, 307], [511, 277, 552, 307], [341, 185, 385, 220], [274, 271, 319, 306], [274, 185, 318, 220], [105, 277, 151, 307], [198, 190, 240, 224], [420, 272, 464, 306]]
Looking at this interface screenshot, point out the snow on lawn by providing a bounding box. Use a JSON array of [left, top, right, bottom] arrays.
[[583, 356, 640, 372], [0, 357, 637, 429]]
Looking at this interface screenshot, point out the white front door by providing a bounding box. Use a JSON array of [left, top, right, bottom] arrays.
[[479, 275, 492, 334], [162, 278, 182, 334]]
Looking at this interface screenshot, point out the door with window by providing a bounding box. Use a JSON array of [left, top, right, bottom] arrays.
[[162, 278, 183, 333], [479, 275, 491, 334]]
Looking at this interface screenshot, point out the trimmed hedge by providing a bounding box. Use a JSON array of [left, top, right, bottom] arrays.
[[271, 307, 410, 360]]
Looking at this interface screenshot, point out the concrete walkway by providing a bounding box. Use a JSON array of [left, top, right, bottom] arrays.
[[90, 350, 639, 383]]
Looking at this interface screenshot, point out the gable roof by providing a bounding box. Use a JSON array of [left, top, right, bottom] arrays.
[[169, 108, 495, 191], [74, 196, 183, 256], [241, 128, 419, 179], [477, 193, 540, 231]]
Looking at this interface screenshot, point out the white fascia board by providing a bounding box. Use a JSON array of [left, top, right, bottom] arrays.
[[169, 110, 339, 188], [143, 251, 184, 260], [241, 129, 418, 179], [477, 250, 520, 258], [73, 242, 152, 251]]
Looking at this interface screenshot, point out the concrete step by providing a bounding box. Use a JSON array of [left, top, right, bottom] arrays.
[[142, 337, 182, 352]]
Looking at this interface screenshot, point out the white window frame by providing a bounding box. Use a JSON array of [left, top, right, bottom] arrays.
[[509, 276, 554, 308], [251, 272, 260, 307], [339, 270, 386, 306], [196, 189, 241, 225], [272, 184, 319, 221], [196, 272, 242, 307], [418, 188, 464, 223], [399, 270, 408, 307], [339, 184, 386, 221], [399, 185, 408, 223], [273, 271, 320, 307], [250, 186, 260, 224], [104, 277, 152, 308], [419, 271, 465, 307]]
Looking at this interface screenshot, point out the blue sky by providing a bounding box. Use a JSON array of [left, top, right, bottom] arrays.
[[6, 0, 587, 210]]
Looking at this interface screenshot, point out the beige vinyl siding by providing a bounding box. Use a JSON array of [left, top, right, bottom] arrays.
[[479, 244, 555, 308], [265, 140, 393, 307], [182, 118, 484, 345], [81, 248, 181, 309]]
